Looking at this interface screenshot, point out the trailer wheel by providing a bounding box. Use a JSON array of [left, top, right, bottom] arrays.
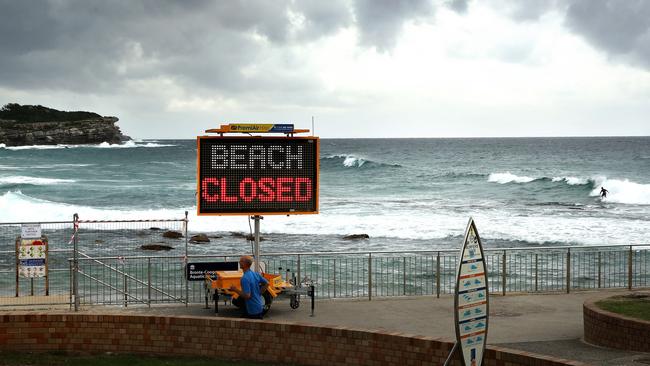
[[232, 296, 245, 309], [262, 292, 273, 315], [290, 294, 300, 309]]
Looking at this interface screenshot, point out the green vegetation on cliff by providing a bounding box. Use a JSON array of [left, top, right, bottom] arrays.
[[0, 103, 101, 123]]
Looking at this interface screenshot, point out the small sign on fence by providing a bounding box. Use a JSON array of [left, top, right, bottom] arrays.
[[17, 238, 47, 278], [186, 261, 239, 281], [15, 235, 49, 296], [20, 224, 41, 239]]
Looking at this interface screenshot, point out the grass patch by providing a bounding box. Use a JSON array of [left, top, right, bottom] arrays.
[[0, 352, 287, 366], [596, 294, 650, 322]]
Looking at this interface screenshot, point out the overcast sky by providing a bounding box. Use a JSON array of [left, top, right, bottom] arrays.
[[1, 0, 649, 138]]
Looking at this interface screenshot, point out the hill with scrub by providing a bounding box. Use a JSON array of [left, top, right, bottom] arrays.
[[0, 103, 130, 146]]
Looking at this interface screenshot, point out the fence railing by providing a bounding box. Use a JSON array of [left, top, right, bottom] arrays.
[[1, 217, 649, 309], [70, 244, 650, 307]]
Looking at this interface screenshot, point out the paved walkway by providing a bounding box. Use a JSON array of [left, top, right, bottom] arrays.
[[82, 289, 650, 366]]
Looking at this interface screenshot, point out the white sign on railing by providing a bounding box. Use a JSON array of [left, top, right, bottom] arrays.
[[21, 224, 41, 239]]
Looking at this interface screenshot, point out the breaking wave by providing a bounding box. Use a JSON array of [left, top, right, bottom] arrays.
[[489, 172, 591, 186], [0, 141, 175, 150], [488, 172, 650, 205], [321, 154, 402, 169], [488, 172, 535, 184], [588, 177, 650, 205], [0, 191, 647, 246], [0, 176, 76, 186]]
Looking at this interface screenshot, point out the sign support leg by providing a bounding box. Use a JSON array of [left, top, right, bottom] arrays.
[[253, 215, 263, 272]]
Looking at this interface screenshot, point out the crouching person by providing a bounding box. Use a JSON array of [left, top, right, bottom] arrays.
[[229, 255, 269, 319]]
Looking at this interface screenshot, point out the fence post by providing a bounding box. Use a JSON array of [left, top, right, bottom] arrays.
[[148, 257, 152, 307], [123, 261, 127, 307], [73, 213, 79, 311], [297, 254, 301, 286], [184, 211, 189, 307], [597, 251, 602, 288], [566, 248, 571, 294], [403, 257, 406, 296], [436, 252, 441, 298], [69, 260, 73, 310], [333, 258, 336, 298], [502, 250, 506, 296], [368, 253, 372, 301], [535, 253, 538, 292], [628, 245, 633, 290]]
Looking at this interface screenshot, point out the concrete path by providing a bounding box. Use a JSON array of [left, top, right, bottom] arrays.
[[84, 289, 650, 365]]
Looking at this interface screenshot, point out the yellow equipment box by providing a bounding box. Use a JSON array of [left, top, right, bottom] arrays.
[[203, 268, 314, 315]]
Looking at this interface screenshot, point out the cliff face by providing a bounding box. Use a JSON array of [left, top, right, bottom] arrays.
[[0, 117, 130, 146]]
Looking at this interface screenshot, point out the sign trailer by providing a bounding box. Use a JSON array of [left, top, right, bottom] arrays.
[[195, 123, 318, 315]]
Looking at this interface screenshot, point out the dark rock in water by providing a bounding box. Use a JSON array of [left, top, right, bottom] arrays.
[[245, 234, 265, 241], [190, 233, 210, 243], [0, 103, 130, 146], [343, 234, 370, 240], [141, 243, 174, 251], [149, 227, 161, 231], [162, 230, 183, 239], [94, 239, 104, 244], [231, 232, 265, 241], [209, 235, 223, 239]]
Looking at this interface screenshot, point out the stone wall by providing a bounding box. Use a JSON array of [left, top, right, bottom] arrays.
[[0, 312, 588, 366], [584, 300, 650, 352], [0, 117, 127, 146]]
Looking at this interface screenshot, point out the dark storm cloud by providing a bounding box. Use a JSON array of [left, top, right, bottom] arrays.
[[564, 0, 650, 68], [0, 0, 434, 96], [447, 0, 469, 14], [0, 0, 351, 95], [488, 0, 650, 69], [504, 0, 558, 21], [292, 1, 352, 41], [353, 0, 435, 51]]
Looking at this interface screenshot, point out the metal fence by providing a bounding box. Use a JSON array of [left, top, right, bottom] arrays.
[[0, 215, 188, 308], [0, 220, 73, 306], [1, 216, 649, 309]]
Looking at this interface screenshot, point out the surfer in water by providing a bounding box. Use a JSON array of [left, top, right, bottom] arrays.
[[600, 187, 609, 199]]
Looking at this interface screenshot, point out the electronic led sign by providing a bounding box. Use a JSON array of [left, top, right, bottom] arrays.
[[197, 136, 319, 215]]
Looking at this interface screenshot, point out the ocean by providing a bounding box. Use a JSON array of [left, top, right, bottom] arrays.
[[1, 137, 649, 254]]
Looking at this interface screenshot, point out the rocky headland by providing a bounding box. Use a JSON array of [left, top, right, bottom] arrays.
[[0, 103, 130, 146]]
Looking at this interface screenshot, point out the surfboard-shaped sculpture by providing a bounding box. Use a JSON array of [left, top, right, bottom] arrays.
[[453, 217, 489, 366]]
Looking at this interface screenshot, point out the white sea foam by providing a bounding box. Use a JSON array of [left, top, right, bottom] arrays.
[[488, 172, 535, 184], [552, 176, 589, 185], [1, 144, 67, 150], [0, 141, 175, 150], [0, 191, 182, 223], [96, 141, 176, 148], [323, 154, 368, 167], [589, 177, 650, 205], [1, 191, 647, 246], [28, 164, 94, 169], [0, 176, 76, 185], [339, 155, 366, 167]]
